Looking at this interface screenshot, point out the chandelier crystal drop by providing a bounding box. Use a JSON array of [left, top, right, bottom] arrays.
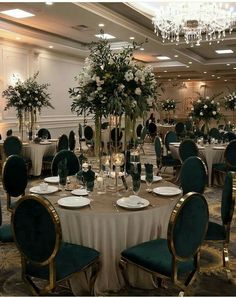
[[152, 2, 236, 46]]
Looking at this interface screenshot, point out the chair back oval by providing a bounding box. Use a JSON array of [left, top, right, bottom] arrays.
[[2, 155, 27, 197], [69, 130, 76, 151], [225, 132, 236, 142], [136, 124, 143, 138], [168, 192, 209, 260], [179, 139, 198, 162], [209, 128, 221, 140], [12, 194, 61, 265], [51, 150, 80, 176], [111, 128, 123, 142], [3, 136, 22, 157], [225, 139, 236, 167], [185, 120, 193, 132], [6, 129, 13, 137], [148, 122, 157, 135], [78, 123, 83, 139], [164, 131, 178, 151], [57, 134, 69, 151], [154, 136, 162, 160], [37, 128, 51, 139], [180, 156, 207, 195], [84, 126, 94, 141], [140, 126, 147, 142], [175, 122, 185, 135], [101, 122, 109, 130], [221, 172, 236, 225]]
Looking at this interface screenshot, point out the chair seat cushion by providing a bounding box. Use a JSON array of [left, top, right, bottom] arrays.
[[162, 155, 181, 167], [121, 239, 194, 277], [26, 241, 99, 281], [205, 221, 226, 241], [0, 224, 14, 242]]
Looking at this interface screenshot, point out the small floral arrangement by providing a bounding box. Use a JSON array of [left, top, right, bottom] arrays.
[[69, 38, 158, 119], [224, 92, 236, 111], [160, 99, 177, 111], [189, 95, 222, 121], [2, 72, 53, 118]]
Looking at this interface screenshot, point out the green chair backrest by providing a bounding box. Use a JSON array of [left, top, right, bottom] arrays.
[[185, 120, 193, 132], [221, 172, 236, 225], [175, 122, 185, 135], [69, 130, 76, 151], [154, 136, 162, 160], [57, 134, 69, 151], [136, 124, 143, 138], [2, 155, 28, 197], [0, 198, 2, 226], [148, 122, 157, 135], [3, 136, 22, 157], [111, 128, 123, 142], [209, 128, 221, 140], [140, 126, 147, 142], [179, 139, 198, 162], [51, 150, 80, 176], [84, 126, 94, 141], [78, 123, 83, 139], [12, 194, 61, 265], [37, 128, 51, 139], [225, 140, 236, 167], [180, 156, 207, 195], [164, 131, 178, 151], [168, 192, 209, 259]]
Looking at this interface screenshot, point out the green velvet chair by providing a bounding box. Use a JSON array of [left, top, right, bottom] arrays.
[[68, 130, 76, 151], [136, 124, 143, 138], [51, 150, 80, 176], [0, 198, 13, 242], [37, 128, 51, 139], [175, 122, 186, 140], [180, 156, 207, 195], [120, 192, 209, 293], [205, 171, 236, 281], [212, 140, 236, 185], [136, 126, 147, 154], [2, 155, 28, 213], [11, 194, 100, 295], [209, 127, 221, 140], [164, 131, 178, 153], [179, 139, 199, 163]]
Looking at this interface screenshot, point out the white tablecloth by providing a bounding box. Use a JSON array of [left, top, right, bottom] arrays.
[[23, 143, 56, 176], [156, 124, 175, 139], [170, 144, 225, 186], [53, 192, 177, 295]]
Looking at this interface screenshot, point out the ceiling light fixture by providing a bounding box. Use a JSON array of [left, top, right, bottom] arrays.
[[174, 54, 179, 58], [140, 47, 144, 51], [48, 45, 54, 49], [129, 37, 135, 40], [156, 56, 170, 60], [16, 37, 21, 40], [215, 49, 234, 54], [152, 2, 235, 46], [0, 9, 35, 18], [98, 23, 104, 27], [227, 63, 231, 66], [95, 33, 115, 40]]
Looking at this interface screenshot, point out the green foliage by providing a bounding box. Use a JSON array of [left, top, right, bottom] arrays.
[[160, 99, 177, 111], [224, 92, 236, 111]]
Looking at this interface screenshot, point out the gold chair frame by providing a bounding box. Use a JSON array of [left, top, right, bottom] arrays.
[[12, 194, 100, 295], [120, 192, 209, 292]]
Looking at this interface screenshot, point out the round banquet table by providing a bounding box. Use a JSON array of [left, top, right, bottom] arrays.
[[169, 143, 226, 186], [46, 179, 181, 295], [156, 124, 175, 139]]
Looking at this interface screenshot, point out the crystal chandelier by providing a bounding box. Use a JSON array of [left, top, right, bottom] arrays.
[[152, 2, 236, 46]]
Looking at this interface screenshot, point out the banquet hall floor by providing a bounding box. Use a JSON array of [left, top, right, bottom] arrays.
[[0, 143, 236, 296]]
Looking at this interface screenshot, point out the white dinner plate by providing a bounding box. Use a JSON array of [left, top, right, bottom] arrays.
[[213, 146, 225, 150], [116, 195, 149, 210], [39, 141, 51, 145], [44, 176, 59, 183], [169, 142, 180, 145], [29, 185, 58, 194], [197, 146, 205, 149], [71, 188, 89, 196], [58, 196, 90, 208], [152, 187, 182, 196], [141, 175, 162, 182]]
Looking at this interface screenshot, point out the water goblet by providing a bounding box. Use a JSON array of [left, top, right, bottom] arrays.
[[145, 173, 153, 192], [132, 177, 141, 196]]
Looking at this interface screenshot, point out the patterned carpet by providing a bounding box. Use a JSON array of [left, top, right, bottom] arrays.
[[0, 143, 236, 296]]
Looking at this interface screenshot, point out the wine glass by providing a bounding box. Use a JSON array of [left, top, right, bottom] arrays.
[[59, 175, 67, 196], [132, 177, 141, 196], [145, 173, 153, 192]]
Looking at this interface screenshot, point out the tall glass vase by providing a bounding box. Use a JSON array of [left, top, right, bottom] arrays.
[[94, 114, 101, 168]]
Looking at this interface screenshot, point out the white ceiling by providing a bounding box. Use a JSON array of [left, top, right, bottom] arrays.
[[0, 1, 236, 82]]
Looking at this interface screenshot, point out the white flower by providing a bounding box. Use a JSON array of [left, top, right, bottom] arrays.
[[191, 107, 194, 111], [97, 87, 102, 91], [197, 99, 201, 103], [206, 96, 209, 99], [117, 84, 125, 92], [95, 76, 104, 87], [217, 102, 220, 105], [108, 58, 114, 65], [211, 100, 214, 104], [27, 91, 30, 94], [28, 103, 32, 106], [37, 102, 41, 106], [212, 111, 216, 115], [35, 97, 38, 101], [167, 99, 169, 103], [204, 105, 208, 109], [200, 112, 203, 116], [35, 90, 38, 94], [124, 70, 134, 82], [135, 87, 142, 95], [189, 116, 193, 119]]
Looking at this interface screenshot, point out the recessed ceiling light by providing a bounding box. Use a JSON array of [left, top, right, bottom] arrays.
[[140, 47, 144, 51], [158, 75, 161, 78], [204, 71, 207, 74], [48, 45, 54, 49], [168, 79, 171, 81], [188, 61, 192, 64], [211, 74, 215, 77], [95, 33, 115, 40], [98, 23, 104, 27], [225, 79, 228, 82], [164, 70, 168, 73], [188, 78, 190, 81], [45, 1, 53, 5], [16, 37, 21, 40], [177, 75, 181, 77], [227, 63, 231, 66], [129, 37, 135, 40], [233, 67, 236, 70], [217, 76, 221, 79], [157, 56, 170, 60], [174, 55, 178, 58], [186, 66, 190, 68], [0, 9, 35, 18], [215, 49, 234, 54]]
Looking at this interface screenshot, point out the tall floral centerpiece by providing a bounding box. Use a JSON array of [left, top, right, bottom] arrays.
[[2, 72, 53, 140], [160, 99, 177, 123], [224, 92, 236, 125], [69, 38, 158, 156], [189, 95, 222, 134]]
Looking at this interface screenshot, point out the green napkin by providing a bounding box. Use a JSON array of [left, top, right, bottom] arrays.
[[144, 163, 153, 183], [83, 169, 95, 191], [58, 158, 68, 186]]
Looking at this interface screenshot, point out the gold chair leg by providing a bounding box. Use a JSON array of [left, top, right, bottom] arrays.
[[223, 245, 233, 282], [89, 259, 100, 296], [119, 258, 129, 287]]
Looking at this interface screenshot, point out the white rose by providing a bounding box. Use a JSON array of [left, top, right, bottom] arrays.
[[211, 100, 214, 104], [206, 96, 209, 99], [212, 111, 216, 115], [35, 97, 38, 101], [117, 84, 125, 92], [124, 70, 134, 82], [135, 87, 142, 95], [108, 58, 114, 65], [97, 87, 102, 91], [200, 112, 203, 116], [27, 91, 30, 94], [204, 105, 208, 109], [28, 103, 32, 106], [191, 107, 194, 111], [197, 99, 201, 103], [35, 90, 38, 94], [189, 116, 193, 119]]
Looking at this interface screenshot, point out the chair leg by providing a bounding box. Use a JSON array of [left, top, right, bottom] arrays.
[[119, 258, 129, 287], [89, 259, 100, 295], [223, 244, 233, 282]]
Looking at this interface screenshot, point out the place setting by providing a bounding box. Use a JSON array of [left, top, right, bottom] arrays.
[[29, 182, 59, 195]]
